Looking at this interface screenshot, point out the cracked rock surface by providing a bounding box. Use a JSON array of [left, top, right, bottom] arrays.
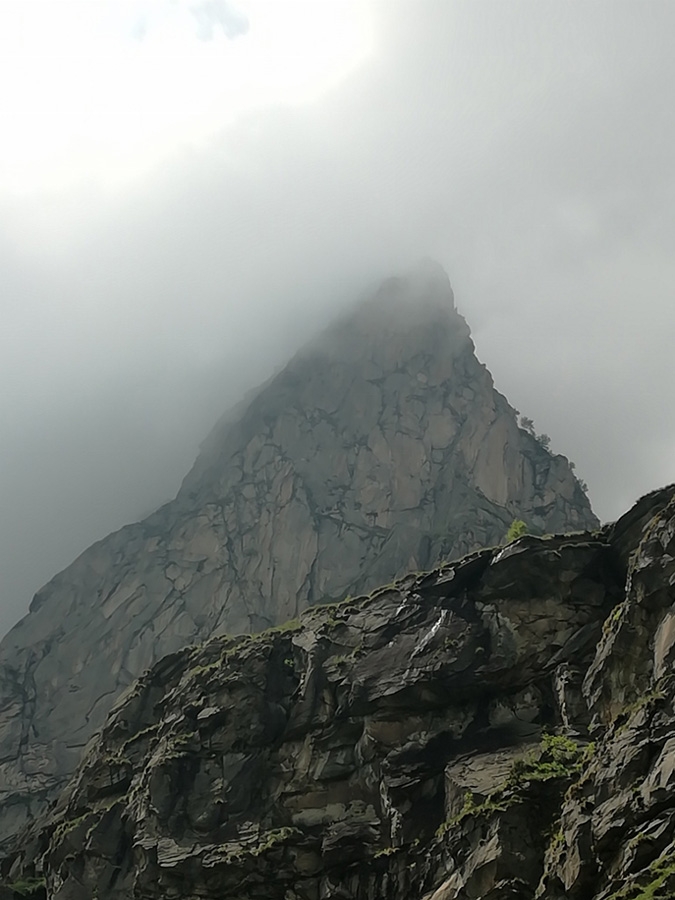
[[7, 485, 675, 900], [0, 263, 595, 851]]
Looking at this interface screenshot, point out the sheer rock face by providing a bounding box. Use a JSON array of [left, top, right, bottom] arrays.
[[0, 263, 596, 850], [9, 486, 675, 900]]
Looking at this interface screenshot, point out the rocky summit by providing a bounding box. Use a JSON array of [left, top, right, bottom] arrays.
[[4, 485, 674, 900], [0, 261, 595, 851]]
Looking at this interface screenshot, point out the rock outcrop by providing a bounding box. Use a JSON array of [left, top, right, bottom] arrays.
[[0, 261, 595, 850], [5, 485, 674, 900]]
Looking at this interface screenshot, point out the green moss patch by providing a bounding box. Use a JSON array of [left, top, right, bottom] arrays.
[[608, 850, 675, 900]]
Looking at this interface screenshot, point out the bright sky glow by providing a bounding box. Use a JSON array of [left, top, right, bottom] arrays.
[[0, 1, 374, 193]]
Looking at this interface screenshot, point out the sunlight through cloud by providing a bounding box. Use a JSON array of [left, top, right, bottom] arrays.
[[0, 1, 373, 192]]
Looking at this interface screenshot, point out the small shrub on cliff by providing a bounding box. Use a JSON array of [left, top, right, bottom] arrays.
[[434, 735, 585, 840], [508, 734, 583, 786], [505, 519, 529, 542], [3, 877, 46, 898]]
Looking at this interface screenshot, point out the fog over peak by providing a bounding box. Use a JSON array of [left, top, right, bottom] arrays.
[[1, 3, 674, 637]]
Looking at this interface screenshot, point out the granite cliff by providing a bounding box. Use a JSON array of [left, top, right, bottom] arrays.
[[0, 261, 595, 850], [4, 485, 674, 900]]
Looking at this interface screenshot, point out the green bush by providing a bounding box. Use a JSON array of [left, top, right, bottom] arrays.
[[505, 519, 529, 542]]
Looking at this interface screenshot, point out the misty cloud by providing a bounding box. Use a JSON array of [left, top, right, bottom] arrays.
[[1, 3, 674, 638], [190, 0, 249, 41], [131, 15, 149, 42]]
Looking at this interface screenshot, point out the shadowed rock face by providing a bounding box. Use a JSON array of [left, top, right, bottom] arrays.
[[0, 263, 595, 850], [7, 486, 674, 900]]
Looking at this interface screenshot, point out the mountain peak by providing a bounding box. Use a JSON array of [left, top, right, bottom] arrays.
[[296, 262, 467, 380], [407, 254, 454, 290], [0, 270, 597, 851], [359, 258, 456, 319]]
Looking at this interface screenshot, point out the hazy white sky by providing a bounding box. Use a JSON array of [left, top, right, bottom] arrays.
[[2, 2, 674, 636], [0, 2, 373, 191]]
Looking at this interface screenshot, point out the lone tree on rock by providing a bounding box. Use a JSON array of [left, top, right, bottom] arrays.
[[505, 519, 529, 542]]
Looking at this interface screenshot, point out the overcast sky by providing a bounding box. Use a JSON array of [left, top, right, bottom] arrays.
[[1, 2, 674, 637]]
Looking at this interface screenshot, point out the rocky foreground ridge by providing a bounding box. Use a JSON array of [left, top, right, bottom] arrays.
[[0, 261, 595, 849], [3, 484, 674, 900]]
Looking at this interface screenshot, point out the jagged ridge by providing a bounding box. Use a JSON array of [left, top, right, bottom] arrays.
[[5, 485, 674, 899]]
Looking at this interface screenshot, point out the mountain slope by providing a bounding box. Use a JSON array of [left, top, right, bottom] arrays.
[[0, 262, 596, 849], [7, 485, 673, 900]]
